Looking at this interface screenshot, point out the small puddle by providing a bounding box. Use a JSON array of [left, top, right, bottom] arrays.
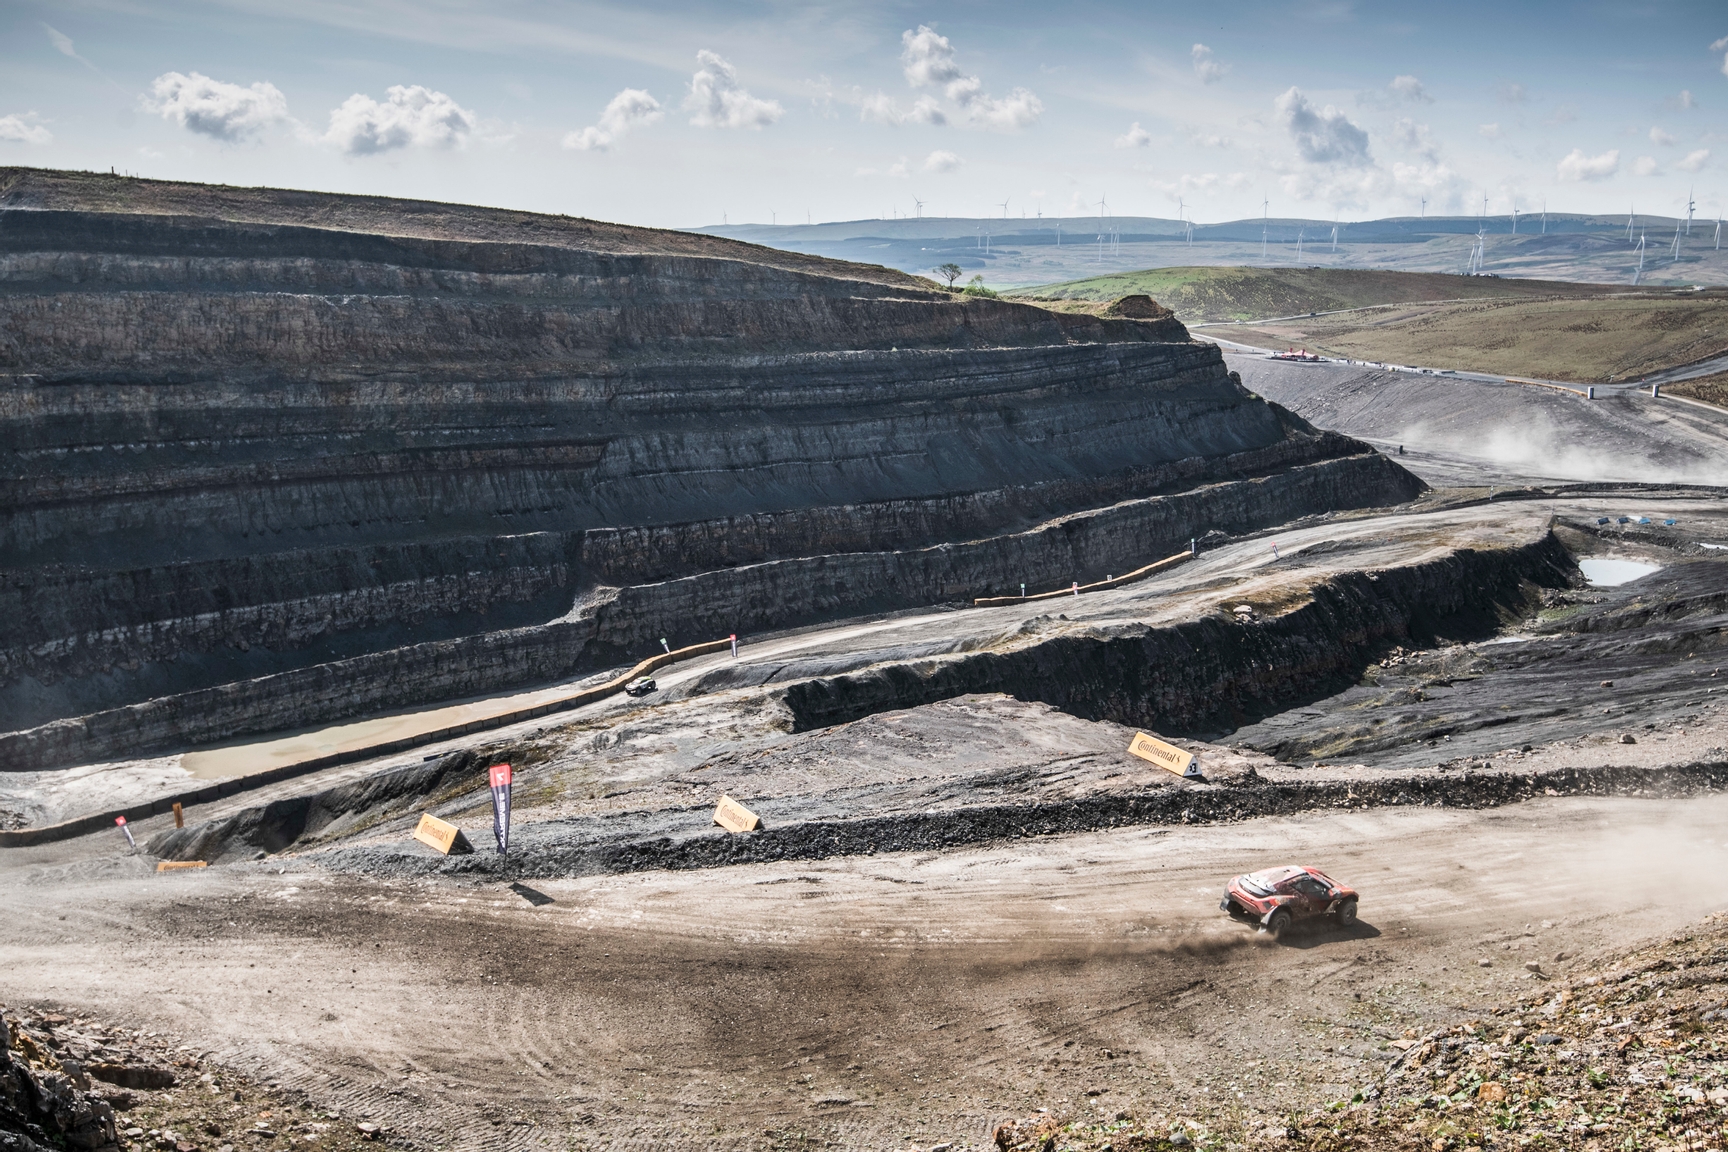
[[1578, 557, 1662, 587]]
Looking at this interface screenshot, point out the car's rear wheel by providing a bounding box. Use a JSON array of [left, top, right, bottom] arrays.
[[1335, 898, 1358, 927], [1265, 909, 1292, 938]]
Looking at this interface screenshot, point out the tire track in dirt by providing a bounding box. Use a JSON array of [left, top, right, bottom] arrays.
[[8, 793, 1728, 1146]]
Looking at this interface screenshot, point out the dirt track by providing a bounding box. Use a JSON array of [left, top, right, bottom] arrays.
[[8, 792, 1728, 1149], [1230, 354, 1728, 487]]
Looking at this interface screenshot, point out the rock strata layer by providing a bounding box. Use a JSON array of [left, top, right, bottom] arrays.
[[0, 168, 1421, 770]]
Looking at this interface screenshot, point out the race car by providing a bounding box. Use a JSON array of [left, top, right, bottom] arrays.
[[623, 676, 657, 697], [1220, 865, 1358, 936]]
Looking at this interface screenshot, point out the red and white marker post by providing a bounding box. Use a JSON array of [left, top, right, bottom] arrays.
[[488, 764, 513, 855], [115, 816, 136, 850]]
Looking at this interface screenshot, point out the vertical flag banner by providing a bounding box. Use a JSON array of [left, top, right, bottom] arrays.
[[489, 763, 513, 855], [115, 815, 136, 850]]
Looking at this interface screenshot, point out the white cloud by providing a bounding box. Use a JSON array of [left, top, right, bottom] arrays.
[[1650, 126, 1676, 146], [325, 85, 476, 155], [1391, 159, 1463, 206], [1274, 87, 1371, 167], [0, 113, 52, 145], [563, 87, 661, 151], [860, 92, 945, 126], [1115, 122, 1152, 148], [1151, 172, 1215, 198], [902, 25, 964, 88], [43, 23, 109, 81], [1497, 81, 1528, 103], [42, 23, 78, 59], [1478, 123, 1502, 139], [1556, 147, 1619, 182], [145, 71, 287, 142], [1677, 89, 1697, 109], [963, 88, 1042, 131], [684, 50, 781, 130], [899, 25, 1041, 131], [1191, 44, 1226, 84], [1390, 74, 1433, 103], [1633, 155, 1661, 177], [1190, 131, 1231, 148], [1715, 35, 1728, 77], [1390, 117, 1439, 160], [923, 149, 960, 173], [1678, 148, 1710, 172]]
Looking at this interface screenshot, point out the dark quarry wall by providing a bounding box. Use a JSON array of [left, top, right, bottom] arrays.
[[0, 169, 1423, 768]]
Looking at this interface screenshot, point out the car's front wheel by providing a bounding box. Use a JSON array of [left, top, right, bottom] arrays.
[[1265, 908, 1292, 938], [1335, 898, 1358, 927]]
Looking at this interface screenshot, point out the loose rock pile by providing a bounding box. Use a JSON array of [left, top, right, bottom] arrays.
[[980, 913, 1728, 1152], [1, 1009, 117, 1151], [0, 1009, 380, 1152]]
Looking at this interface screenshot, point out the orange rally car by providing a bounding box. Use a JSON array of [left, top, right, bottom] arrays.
[[1220, 865, 1359, 935]]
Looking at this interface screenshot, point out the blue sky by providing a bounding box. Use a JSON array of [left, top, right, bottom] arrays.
[[3, 0, 1725, 228]]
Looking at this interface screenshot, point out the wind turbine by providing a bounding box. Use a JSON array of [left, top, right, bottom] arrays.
[[1296, 227, 1305, 260], [999, 197, 1011, 219], [1511, 200, 1518, 235], [1670, 219, 1682, 261], [1541, 198, 1547, 235], [1420, 195, 1427, 218], [913, 196, 925, 219], [1467, 217, 1487, 275], [1716, 213, 1722, 251], [1627, 205, 1636, 243], [1261, 195, 1269, 262], [1686, 187, 1695, 235], [1633, 230, 1646, 285], [1330, 223, 1339, 253]]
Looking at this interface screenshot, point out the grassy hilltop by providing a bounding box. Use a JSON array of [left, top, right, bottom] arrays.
[[1014, 265, 1615, 324], [1018, 265, 1728, 384]]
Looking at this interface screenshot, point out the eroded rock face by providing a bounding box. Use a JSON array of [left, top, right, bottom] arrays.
[[0, 169, 1421, 768], [1, 1012, 119, 1152]]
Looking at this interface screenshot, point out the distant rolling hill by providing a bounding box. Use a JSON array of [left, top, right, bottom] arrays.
[[692, 214, 1727, 290]]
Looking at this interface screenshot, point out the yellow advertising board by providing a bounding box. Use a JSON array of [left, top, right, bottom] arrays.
[[1128, 732, 1202, 779], [412, 812, 473, 855], [713, 795, 762, 833]]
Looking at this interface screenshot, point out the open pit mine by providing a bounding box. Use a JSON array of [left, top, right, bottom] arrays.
[[4, 169, 1727, 1152]]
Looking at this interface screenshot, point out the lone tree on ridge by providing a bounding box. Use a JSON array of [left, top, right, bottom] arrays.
[[934, 263, 963, 288]]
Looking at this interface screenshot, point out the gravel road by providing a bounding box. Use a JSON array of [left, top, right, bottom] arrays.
[[6, 793, 1728, 1149]]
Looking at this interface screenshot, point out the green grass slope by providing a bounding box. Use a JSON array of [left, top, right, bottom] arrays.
[[1013, 266, 1615, 323]]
